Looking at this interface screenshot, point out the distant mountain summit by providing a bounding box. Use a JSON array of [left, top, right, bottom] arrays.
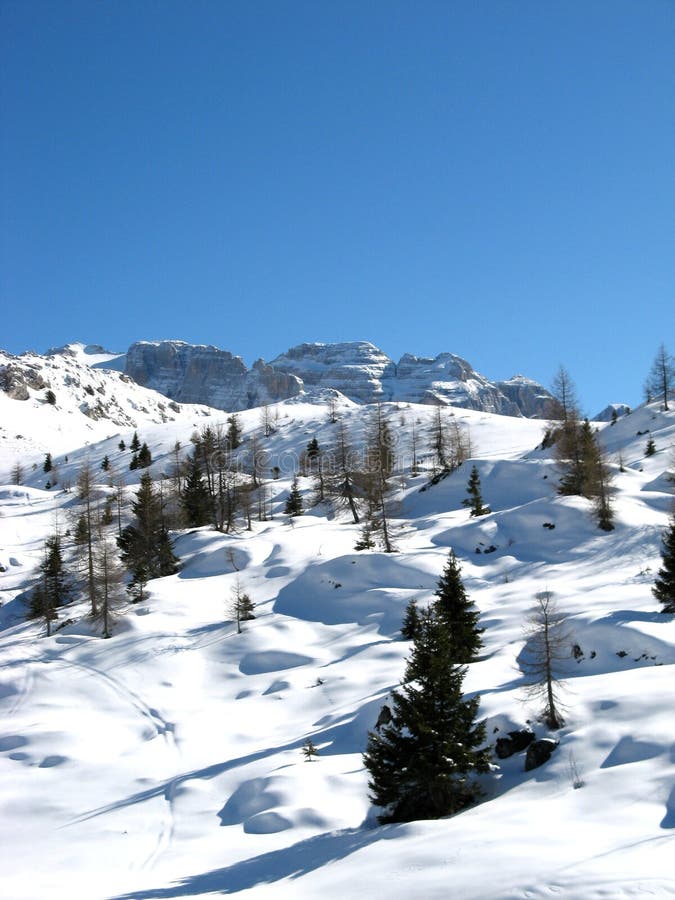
[[123, 339, 554, 417]]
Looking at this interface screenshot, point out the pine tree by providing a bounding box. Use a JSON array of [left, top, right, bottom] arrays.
[[137, 442, 152, 468], [101, 455, 110, 472], [354, 521, 376, 550], [226, 414, 242, 450], [593, 451, 615, 532], [229, 580, 256, 633], [302, 738, 319, 762], [284, 476, 303, 517], [118, 439, 126, 452], [130, 431, 141, 453], [43, 453, 53, 473], [118, 473, 179, 601], [462, 465, 489, 517], [645, 438, 656, 457], [181, 456, 212, 527], [29, 534, 71, 634], [400, 598, 420, 640], [364, 609, 489, 824], [653, 515, 675, 613], [433, 550, 484, 662]]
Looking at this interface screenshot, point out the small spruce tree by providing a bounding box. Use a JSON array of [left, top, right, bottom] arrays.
[[302, 738, 319, 762], [653, 515, 675, 613], [645, 438, 656, 457], [118, 439, 126, 452], [130, 431, 141, 453], [401, 598, 421, 640], [43, 453, 53, 473], [101, 455, 110, 472], [433, 550, 484, 663], [137, 443, 152, 468], [284, 476, 303, 517], [462, 465, 489, 517]]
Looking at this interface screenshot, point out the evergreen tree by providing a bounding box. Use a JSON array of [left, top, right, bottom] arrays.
[[129, 453, 139, 471], [653, 514, 675, 613], [118, 439, 126, 452], [101, 455, 110, 472], [302, 738, 319, 762], [645, 438, 656, 457], [29, 534, 71, 634], [130, 431, 141, 453], [226, 414, 242, 450], [118, 473, 179, 601], [229, 580, 256, 633], [284, 476, 303, 517], [462, 465, 489, 517], [181, 456, 212, 527], [433, 550, 483, 663], [137, 442, 152, 468], [43, 453, 53, 473], [364, 609, 489, 824], [593, 450, 615, 532], [400, 598, 421, 640], [45, 389, 56, 405]]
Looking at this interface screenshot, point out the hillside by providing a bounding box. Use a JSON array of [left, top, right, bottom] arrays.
[[0, 382, 673, 899]]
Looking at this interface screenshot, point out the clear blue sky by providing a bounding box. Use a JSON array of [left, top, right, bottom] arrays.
[[1, 0, 673, 415]]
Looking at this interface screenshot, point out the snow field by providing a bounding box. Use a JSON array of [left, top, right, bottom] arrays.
[[0, 388, 673, 898]]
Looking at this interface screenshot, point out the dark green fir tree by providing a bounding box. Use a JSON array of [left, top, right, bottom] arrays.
[[181, 456, 212, 527], [284, 476, 303, 517], [137, 442, 152, 468], [462, 465, 489, 517], [401, 598, 421, 640], [653, 514, 675, 613], [43, 453, 53, 473], [118, 473, 179, 600], [130, 431, 141, 453], [433, 550, 483, 662], [29, 534, 71, 634], [363, 608, 489, 824]]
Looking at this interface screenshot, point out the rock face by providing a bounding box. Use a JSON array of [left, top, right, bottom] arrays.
[[126, 341, 303, 410], [270, 342, 394, 404], [496, 376, 554, 419], [124, 339, 553, 416]]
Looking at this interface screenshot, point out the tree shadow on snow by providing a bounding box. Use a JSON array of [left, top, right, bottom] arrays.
[[110, 824, 403, 898]]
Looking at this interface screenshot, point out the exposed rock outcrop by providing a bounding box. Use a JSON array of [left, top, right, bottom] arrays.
[[125, 341, 303, 410]]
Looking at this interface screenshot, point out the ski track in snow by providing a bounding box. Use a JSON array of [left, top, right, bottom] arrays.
[[50, 655, 181, 872]]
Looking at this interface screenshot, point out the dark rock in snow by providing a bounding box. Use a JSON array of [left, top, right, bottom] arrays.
[[525, 738, 559, 771], [495, 730, 536, 759]]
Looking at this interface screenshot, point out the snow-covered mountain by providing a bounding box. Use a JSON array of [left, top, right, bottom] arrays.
[[0, 343, 215, 459], [123, 339, 555, 416], [0, 346, 673, 899]]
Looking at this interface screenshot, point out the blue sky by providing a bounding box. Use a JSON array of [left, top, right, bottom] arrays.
[[1, 0, 673, 415]]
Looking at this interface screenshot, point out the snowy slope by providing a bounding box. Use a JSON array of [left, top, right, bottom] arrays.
[[0, 391, 673, 900]]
